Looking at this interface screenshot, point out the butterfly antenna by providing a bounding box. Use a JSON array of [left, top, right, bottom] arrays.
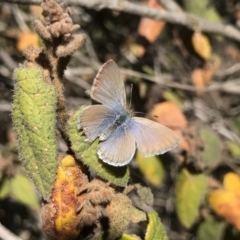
[[128, 83, 133, 110]]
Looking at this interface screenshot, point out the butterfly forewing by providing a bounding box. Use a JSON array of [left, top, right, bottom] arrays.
[[129, 117, 179, 156], [97, 125, 136, 166], [90, 60, 126, 112], [80, 105, 116, 142]]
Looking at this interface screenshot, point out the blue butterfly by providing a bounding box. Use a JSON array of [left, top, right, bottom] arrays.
[[78, 60, 179, 166]]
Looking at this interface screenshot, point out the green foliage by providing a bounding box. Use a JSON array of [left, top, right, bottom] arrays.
[[135, 184, 154, 206], [119, 234, 141, 240], [0, 174, 39, 208], [136, 152, 166, 186], [227, 141, 240, 158], [200, 127, 222, 168], [232, 114, 240, 134], [145, 211, 169, 240], [0, 178, 10, 199], [68, 107, 130, 187], [130, 207, 147, 223], [197, 217, 225, 240], [12, 67, 57, 200], [175, 168, 207, 228], [162, 90, 183, 108], [183, 0, 221, 23], [10, 174, 39, 208]]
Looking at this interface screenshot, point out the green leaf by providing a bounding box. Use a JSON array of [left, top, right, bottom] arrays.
[[135, 184, 154, 206], [68, 107, 129, 187], [145, 211, 168, 240], [119, 234, 141, 240], [0, 178, 11, 199], [142, 65, 154, 75], [131, 207, 147, 223], [12, 67, 57, 200], [10, 174, 39, 208], [162, 90, 183, 108], [175, 169, 207, 228], [183, 0, 221, 23], [200, 128, 222, 168], [232, 114, 240, 134], [227, 141, 240, 158], [136, 152, 166, 186], [197, 217, 225, 240]]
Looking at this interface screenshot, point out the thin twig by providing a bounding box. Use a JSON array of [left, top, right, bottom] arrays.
[[4, 0, 240, 42], [0, 50, 18, 70], [82, 31, 101, 66], [0, 101, 12, 112], [121, 67, 240, 94], [215, 63, 240, 77], [11, 4, 30, 32]]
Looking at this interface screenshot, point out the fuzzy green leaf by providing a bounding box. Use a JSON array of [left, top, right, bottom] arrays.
[[175, 169, 207, 228], [12, 67, 57, 200], [145, 211, 168, 240], [67, 107, 129, 187]]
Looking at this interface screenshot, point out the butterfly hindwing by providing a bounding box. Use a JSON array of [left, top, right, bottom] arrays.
[[97, 124, 136, 166], [129, 117, 179, 156]]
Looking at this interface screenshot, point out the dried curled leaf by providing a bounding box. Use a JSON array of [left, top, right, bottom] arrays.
[[192, 32, 211, 60], [150, 101, 187, 129], [42, 155, 88, 240], [67, 107, 130, 187], [77, 179, 115, 228], [12, 67, 57, 200], [105, 193, 134, 239], [208, 172, 240, 230], [138, 0, 165, 43], [34, 0, 84, 57], [191, 58, 220, 96], [17, 31, 40, 52], [77, 179, 145, 239]]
